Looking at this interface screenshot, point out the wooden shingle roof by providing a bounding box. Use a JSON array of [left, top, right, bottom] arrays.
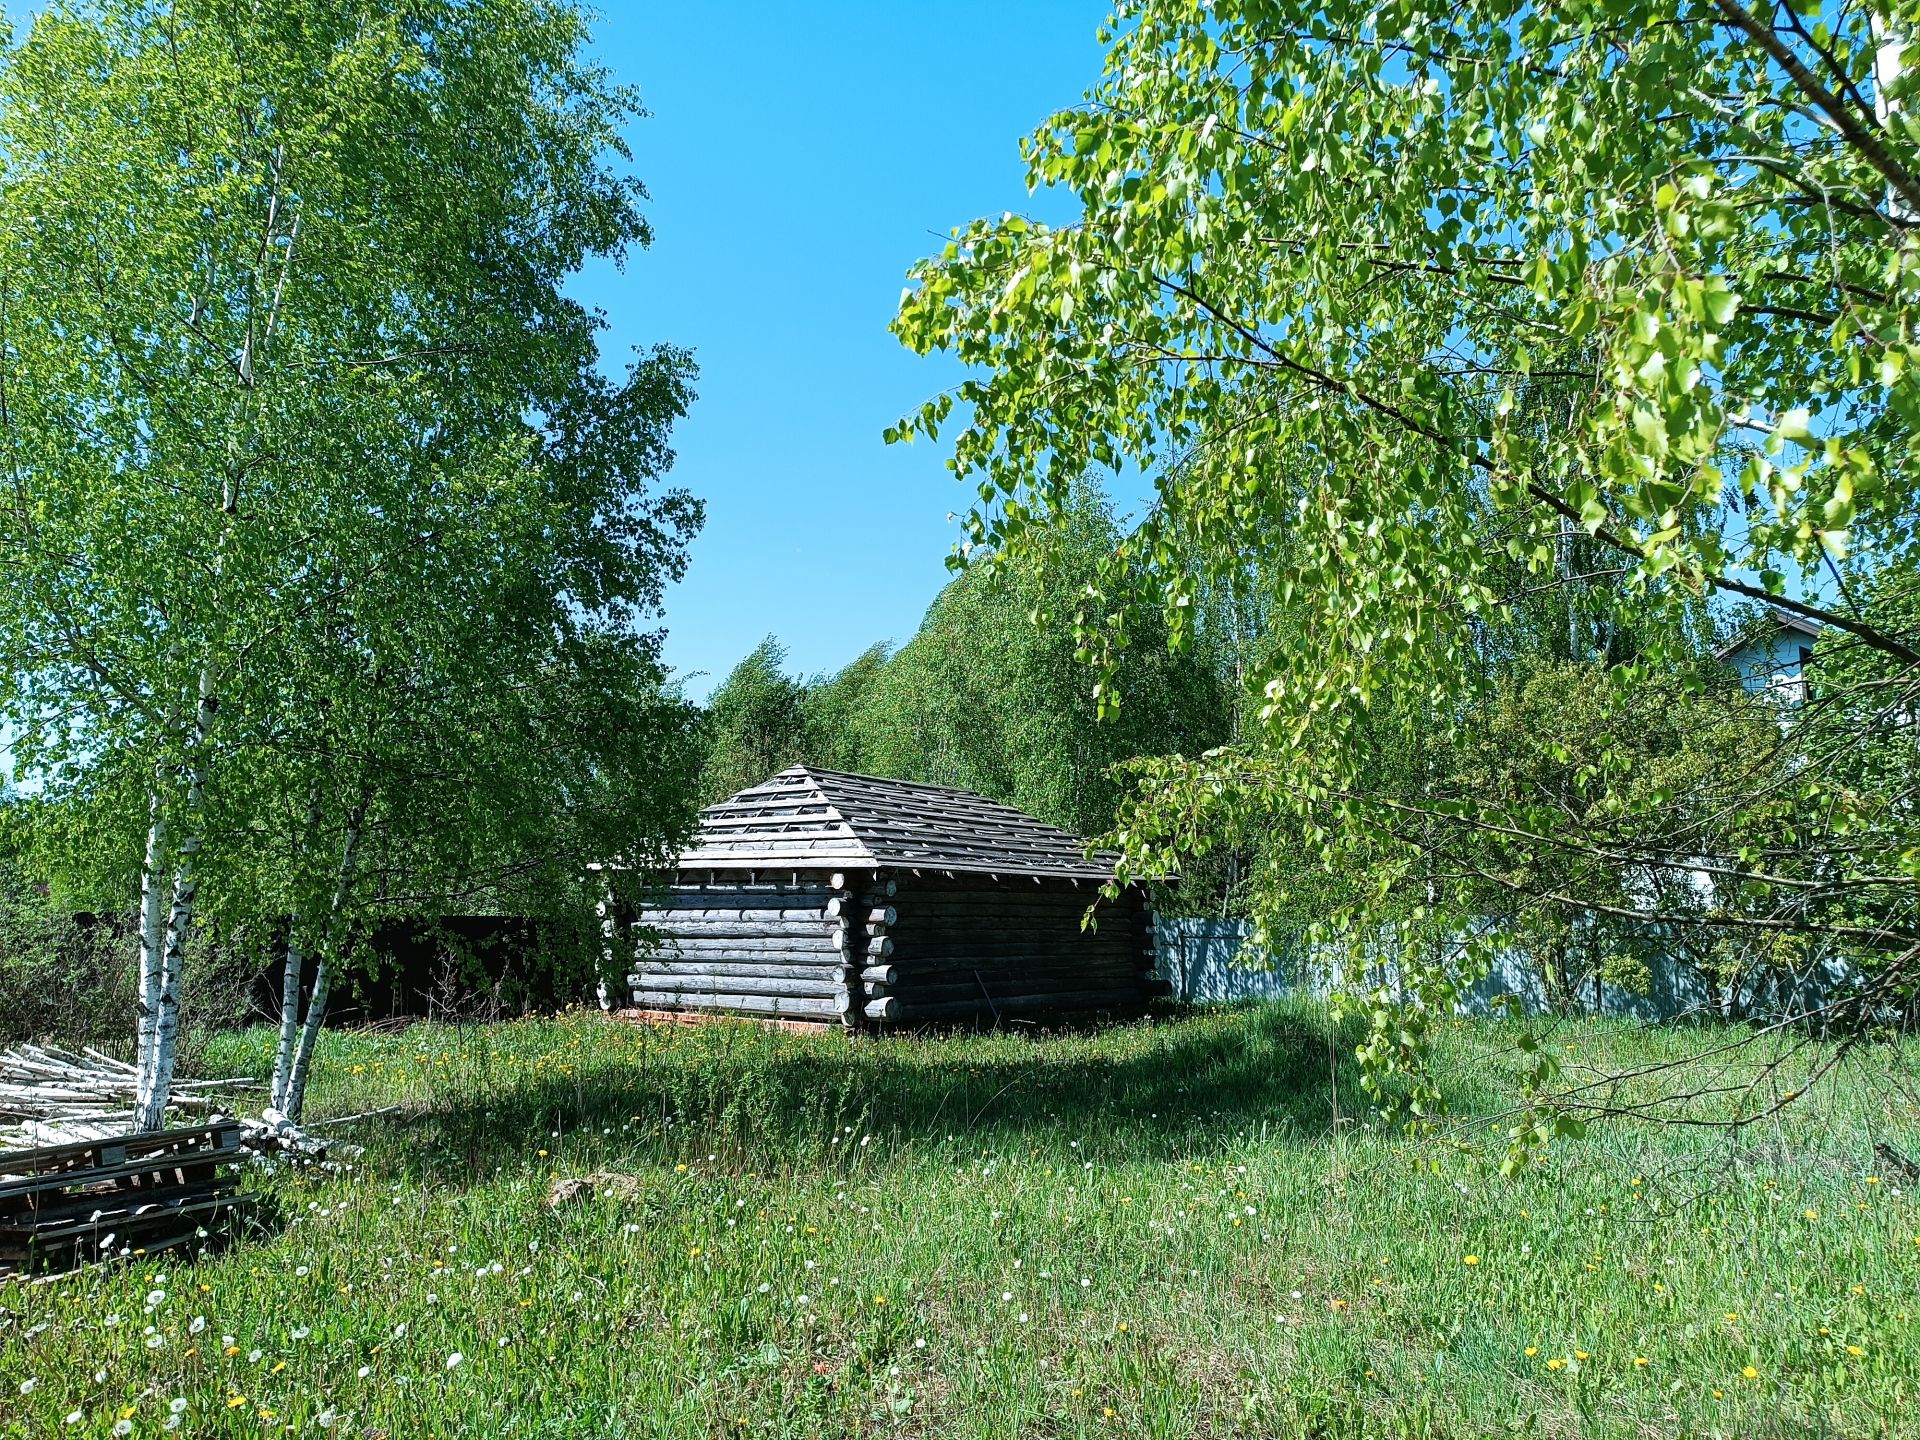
[[677, 767, 1116, 881]]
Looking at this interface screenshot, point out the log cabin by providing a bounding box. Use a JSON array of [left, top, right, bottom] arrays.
[[625, 767, 1166, 1030]]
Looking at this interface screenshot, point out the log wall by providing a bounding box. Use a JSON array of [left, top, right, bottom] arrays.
[[629, 870, 863, 1026], [632, 870, 1166, 1030], [860, 875, 1166, 1026]]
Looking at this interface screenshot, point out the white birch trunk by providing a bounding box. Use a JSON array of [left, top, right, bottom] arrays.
[[280, 802, 364, 1124], [595, 876, 620, 1012], [270, 792, 324, 1112], [132, 781, 170, 1100], [269, 920, 306, 1113], [132, 667, 216, 1132]]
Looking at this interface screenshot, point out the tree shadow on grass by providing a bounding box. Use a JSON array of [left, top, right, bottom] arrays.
[[343, 1002, 1501, 1189]]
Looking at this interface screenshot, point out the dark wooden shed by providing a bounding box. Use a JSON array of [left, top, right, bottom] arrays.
[[626, 767, 1166, 1029]]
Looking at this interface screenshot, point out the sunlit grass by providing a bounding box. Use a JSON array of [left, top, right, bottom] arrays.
[[4, 1003, 1917, 1437]]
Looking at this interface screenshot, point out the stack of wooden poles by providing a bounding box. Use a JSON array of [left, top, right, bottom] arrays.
[[0, 1122, 246, 1274]]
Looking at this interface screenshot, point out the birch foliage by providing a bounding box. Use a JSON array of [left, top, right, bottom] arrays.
[[893, 0, 1920, 1158], [0, 0, 698, 1126]]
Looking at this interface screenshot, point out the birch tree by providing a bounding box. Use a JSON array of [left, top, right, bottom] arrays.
[[894, 0, 1920, 1158], [0, 0, 698, 1128]]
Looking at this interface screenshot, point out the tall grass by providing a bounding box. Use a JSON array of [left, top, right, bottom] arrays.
[[3, 1003, 1916, 1438]]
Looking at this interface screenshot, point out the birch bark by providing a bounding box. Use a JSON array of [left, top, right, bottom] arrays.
[[270, 790, 324, 1112], [131, 779, 170, 1099], [132, 666, 215, 1131], [281, 796, 366, 1123]]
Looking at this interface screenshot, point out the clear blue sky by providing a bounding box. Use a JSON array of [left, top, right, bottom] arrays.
[[575, 1, 1123, 699]]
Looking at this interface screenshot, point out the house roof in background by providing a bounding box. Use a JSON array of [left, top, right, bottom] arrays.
[[676, 766, 1117, 881], [1714, 606, 1824, 661]]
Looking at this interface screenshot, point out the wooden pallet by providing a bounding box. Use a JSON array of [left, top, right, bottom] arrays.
[[0, 1122, 245, 1274]]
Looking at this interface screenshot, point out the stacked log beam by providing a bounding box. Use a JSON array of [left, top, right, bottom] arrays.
[[630, 872, 859, 1025], [860, 877, 1161, 1027]]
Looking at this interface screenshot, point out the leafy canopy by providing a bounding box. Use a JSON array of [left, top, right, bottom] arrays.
[[892, 0, 1920, 1154]]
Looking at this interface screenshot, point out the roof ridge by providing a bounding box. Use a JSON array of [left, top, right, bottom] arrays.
[[678, 767, 1114, 880]]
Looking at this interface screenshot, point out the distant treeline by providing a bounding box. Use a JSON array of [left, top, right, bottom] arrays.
[[694, 489, 1241, 905]]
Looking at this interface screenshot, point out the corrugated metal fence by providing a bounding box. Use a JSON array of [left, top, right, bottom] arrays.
[[1153, 916, 1860, 1021]]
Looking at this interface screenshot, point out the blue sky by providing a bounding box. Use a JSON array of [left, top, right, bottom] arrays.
[[576, 1, 1125, 699]]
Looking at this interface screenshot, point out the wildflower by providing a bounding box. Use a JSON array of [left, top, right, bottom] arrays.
[[169, 1400, 187, 1415], [1462, 1255, 1480, 1266], [1848, 1345, 1865, 1357], [1742, 1366, 1759, 1380], [1634, 1356, 1649, 1368], [1804, 1209, 1819, 1221], [19, 1379, 36, 1396], [1574, 1350, 1590, 1361], [1523, 1347, 1538, 1357], [227, 1397, 248, 1410], [1546, 1358, 1566, 1372]]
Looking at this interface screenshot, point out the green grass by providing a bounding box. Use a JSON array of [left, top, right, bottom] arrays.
[[4, 1003, 1918, 1438]]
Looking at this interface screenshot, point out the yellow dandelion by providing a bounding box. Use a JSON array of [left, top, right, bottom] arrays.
[[1574, 1350, 1590, 1361], [1546, 1358, 1566, 1372], [1847, 1345, 1865, 1357], [1524, 1346, 1538, 1357], [1742, 1366, 1759, 1380], [1462, 1255, 1480, 1266], [1634, 1356, 1649, 1368]]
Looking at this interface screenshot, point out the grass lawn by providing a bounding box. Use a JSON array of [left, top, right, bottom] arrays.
[[3, 1002, 1917, 1438]]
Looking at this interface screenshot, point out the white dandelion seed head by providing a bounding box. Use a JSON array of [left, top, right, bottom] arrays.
[[168, 1398, 188, 1415], [446, 1352, 463, 1369]]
